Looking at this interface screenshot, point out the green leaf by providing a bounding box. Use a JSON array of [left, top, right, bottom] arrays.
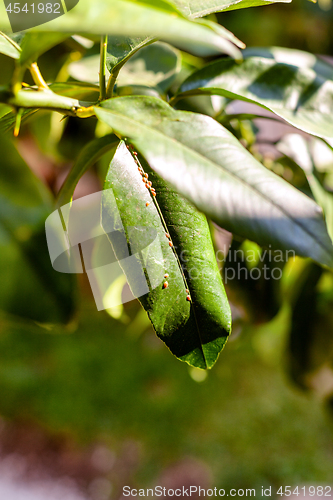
[[56, 134, 119, 208], [4, 0, 243, 59], [94, 96, 333, 268], [116, 42, 181, 92], [101, 141, 231, 369], [0, 136, 76, 323], [0, 31, 21, 59], [178, 47, 333, 140], [287, 262, 333, 391], [223, 239, 283, 324], [171, 0, 291, 17]]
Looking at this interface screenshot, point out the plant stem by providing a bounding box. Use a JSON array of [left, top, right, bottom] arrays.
[[99, 35, 108, 101], [30, 63, 50, 91], [0, 87, 95, 118]]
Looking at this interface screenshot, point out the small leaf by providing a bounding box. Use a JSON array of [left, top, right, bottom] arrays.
[[178, 47, 333, 140], [171, 0, 291, 17], [101, 141, 231, 369], [18, 32, 69, 67], [0, 31, 21, 59], [94, 96, 333, 268]]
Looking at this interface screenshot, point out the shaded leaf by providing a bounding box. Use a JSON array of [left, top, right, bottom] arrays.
[[18, 33, 69, 66], [0, 31, 21, 59], [223, 239, 283, 324], [101, 141, 231, 369], [278, 134, 333, 243], [171, 0, 291, 17], [50, 81, 100, 101], [178, 47, 333, 140], [94, 96, 333, 268], [0, 108, 38, 133], [288, 262, 333, 394]]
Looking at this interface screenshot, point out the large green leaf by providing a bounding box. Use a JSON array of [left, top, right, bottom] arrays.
[[178, 47, 333, 140], [0, 31, 21, 59], [171, 0, 291, 17], [94, 96, 333, 268], [101, 141, 231, 369], [0, 136, 76, 323], [0, 0, 242, 59]]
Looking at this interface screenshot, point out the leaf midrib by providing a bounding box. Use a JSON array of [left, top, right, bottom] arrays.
[[98, 107, 333, 263]]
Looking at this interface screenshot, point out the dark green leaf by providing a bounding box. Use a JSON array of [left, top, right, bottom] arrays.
[[94, 96, 333, 269], [101, 141, 231, 369], [178, 47, 333, 140], [288, 262, 333, 392], [0, 108, 38, 133]]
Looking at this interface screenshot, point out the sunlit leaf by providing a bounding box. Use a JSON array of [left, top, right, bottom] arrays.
[[0, 0, 243, 59], [178, 47, 333, 139], [95, 96, 333, 268]]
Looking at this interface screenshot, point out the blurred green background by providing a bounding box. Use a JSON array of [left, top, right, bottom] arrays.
[[1, 0, 333, 498]]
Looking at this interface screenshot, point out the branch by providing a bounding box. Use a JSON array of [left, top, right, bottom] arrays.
[[0, 87, 96, 118]]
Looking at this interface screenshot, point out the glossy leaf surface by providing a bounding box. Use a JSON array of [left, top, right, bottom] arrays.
[[101, 142, 231, 369], [95, 96, 333, 268]]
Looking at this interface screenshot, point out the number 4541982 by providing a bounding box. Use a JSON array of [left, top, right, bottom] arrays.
[[6, 3, 61, 13], [277, 486, 332, 496]]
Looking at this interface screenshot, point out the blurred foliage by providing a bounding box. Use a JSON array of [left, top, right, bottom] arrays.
[[1, 0, 333, 492]]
